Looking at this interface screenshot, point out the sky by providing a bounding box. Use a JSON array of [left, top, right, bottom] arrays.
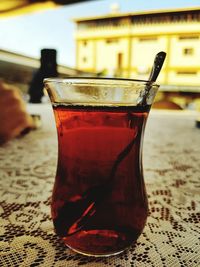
[[0, 0, 200, 67]]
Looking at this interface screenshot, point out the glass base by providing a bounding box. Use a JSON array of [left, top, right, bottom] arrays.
[[61, 228, 141, 257], [66, 243, 127, 257]]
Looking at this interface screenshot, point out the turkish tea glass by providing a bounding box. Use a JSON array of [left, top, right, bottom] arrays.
[[44, 77, 159, 257]]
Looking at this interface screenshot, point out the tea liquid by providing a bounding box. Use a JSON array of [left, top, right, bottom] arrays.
[[52, 104, 150, 256]]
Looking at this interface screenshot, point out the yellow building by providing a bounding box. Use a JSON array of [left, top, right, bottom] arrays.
[[73, 7, 200, 89]]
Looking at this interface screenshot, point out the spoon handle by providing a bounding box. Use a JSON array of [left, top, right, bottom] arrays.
[[148, 51, 166, 83], [138, 51, 166, 107]]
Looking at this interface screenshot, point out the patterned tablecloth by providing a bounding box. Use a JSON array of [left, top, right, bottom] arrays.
[[0, 104, 200, 267]]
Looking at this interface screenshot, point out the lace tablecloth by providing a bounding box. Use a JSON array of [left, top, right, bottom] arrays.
[[0, 104, 200, 267]]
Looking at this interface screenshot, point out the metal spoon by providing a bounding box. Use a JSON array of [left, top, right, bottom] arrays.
[[148, 51, 166, 83], [139, 51, 166, 105]]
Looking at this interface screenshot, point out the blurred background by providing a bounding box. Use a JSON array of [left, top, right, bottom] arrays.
[[0, 0, 200, 110]]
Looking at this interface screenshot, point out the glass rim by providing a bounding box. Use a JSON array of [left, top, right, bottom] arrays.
[[44, 76, 159, 87]]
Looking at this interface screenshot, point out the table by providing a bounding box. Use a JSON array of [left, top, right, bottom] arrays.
[[0, 104, 200, 267]]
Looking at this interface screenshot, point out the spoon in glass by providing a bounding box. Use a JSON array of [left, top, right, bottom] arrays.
[[55, 51, 167, 237], [139, 51, 166, 105]]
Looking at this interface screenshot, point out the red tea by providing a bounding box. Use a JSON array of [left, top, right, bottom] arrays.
[[51, 104, 150, 256]]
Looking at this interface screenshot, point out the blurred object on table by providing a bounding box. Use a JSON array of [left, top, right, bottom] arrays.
[[0, 81, 34, 144], [195, 117, 200, 128], [29, 49, 58, 103], [30, 114, 42, 129], [152, 100, 183, 110]]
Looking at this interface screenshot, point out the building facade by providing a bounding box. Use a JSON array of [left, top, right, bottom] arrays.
[[74, 7, 200, 89]]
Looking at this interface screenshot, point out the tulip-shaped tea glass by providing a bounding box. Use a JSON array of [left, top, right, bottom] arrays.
[[44, 77, 159, 257]]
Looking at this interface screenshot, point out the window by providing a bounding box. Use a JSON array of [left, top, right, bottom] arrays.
[[177, 71, 197, 75], [82, 56, 87, 63], [138, 37, 157, 42], [117, 53, 123, 69], [106, 39, 118, 44], [179, 35, 199, 40], [183, 48, 194, 55]]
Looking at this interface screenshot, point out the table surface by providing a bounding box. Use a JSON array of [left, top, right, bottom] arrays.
[[0, 104, 200, 267]]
